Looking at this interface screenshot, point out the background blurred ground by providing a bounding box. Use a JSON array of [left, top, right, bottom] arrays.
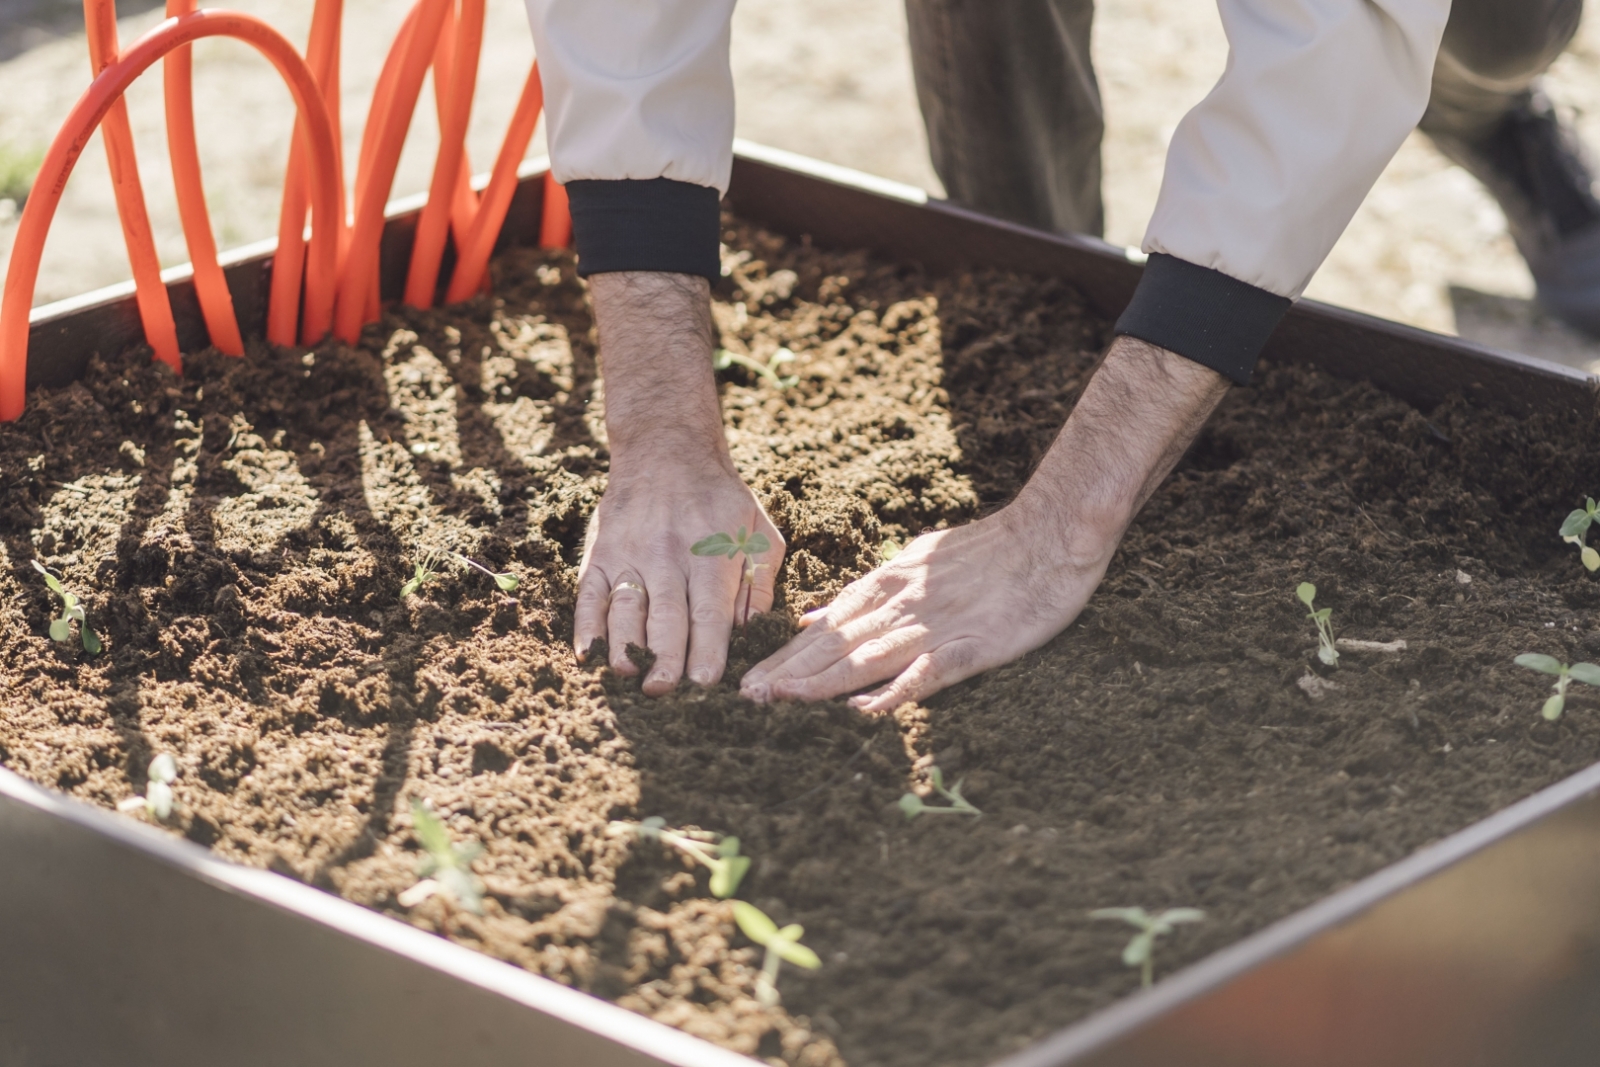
[[2, 0, 1599, 370]]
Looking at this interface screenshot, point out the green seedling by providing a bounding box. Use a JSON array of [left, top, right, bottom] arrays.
[[732, 900, 821, 1006], [399, 800, 485, 914], [898, 765, 982, 819], [1514, 653, 1600, 721], [1296, 582, 1338, 667], [454, 553, 519, 593], [714, 346, 798, 390], [609, 816, 750, 897], [399, 552, 445, 598], [880, 538, 902, 562], [32, 560, 101, 654], [691, 526, 771, 623], [117, 753, 178, 820], [1090, 906, 1205, 988], [1560, 498, 1600, 572]]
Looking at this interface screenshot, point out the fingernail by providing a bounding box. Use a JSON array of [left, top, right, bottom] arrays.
[[689, 668, 714, 686], [743, 683, 769, 703], [847, 695, 869, 708]]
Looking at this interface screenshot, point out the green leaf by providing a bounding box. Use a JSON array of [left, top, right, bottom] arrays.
[[717, 835, 742, 858], [898, 792, 925, 819], [772, 936, 822, 970], [1560, 509, 1593, 539], [410, 800, 454, 860], [147, 780, 173, 821], [713, 349, 734, 370], [928, 766, 946, 791], [1122, 930, 1154, 967], [1516, 653, 1566, 676], [732, 900, 779, 945], [691, 532, 736, 557], [880, 538, 901, 561], [1585, 546, 1600, 572], [1569, 663, 1600, 687], [48, 618, 69, 643], [1317, 644, 1340, 667], [742, 532, 771, 557], [1090, 907, 1150, 927], [81, 624, 102, 655], [493, 572, 520, 592], [439, 867, 485, 914], [31, 560, 66, 595], [1295, 582, 1316, 608], [1312, 608, 1331, 623], [149, 753, 177, 783], [400, 577, 422, 598], [1156, 908, 1206, 928], [1543, 693, 1566, 721], [772, 348, 796, 365], [709, 855, 750, 898], [640, 815, 667, 833], [776, 376, 799, 389]]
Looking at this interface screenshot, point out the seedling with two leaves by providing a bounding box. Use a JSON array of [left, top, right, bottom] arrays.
[[32, 560, 101, 653], [732, 900, 821, 1006], [398, 800, 485, 914], [1560, 498, 1600, 572], [1090, 906, 1205, 988], [714, 347, 798, 390], [117, 753, 177, 820], [1514, 653, 1600, 721], [1296, 582, 1338, 667], [609, 816, 750, 898], [691, 527, 771, 624], [400, 552, 519, 598], [899, 765, 982, 819]]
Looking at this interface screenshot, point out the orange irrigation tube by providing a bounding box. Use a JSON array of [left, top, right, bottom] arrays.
[[0, 9, 342, 422], [163, 0, 245, 356], [83, 0, 181, 373], [403, 0, 483, 309]]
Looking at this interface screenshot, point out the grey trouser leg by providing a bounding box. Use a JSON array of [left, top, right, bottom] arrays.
[[904, 0, 1103, 237], [1420, 0, 1583, 139]]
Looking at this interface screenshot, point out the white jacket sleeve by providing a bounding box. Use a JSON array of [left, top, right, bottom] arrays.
[[523, 0, 736, 194], [1144, 0, 1452, 300]]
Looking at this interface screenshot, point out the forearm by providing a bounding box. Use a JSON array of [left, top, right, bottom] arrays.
[[589, 271, 733, 476], [1013, 336, 1229, 557]]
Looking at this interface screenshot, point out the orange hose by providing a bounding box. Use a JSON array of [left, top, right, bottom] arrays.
[[0, 9, 342, 421], [443, 60, 542, 304], [539, 170, 571, 249], [83, 0, 181, 373], [335, 0, 451, 341], [268, 0, 346, 346], [404, 0, 482, 308], [163, 0, 244, 356]]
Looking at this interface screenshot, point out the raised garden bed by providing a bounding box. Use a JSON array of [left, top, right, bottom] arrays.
[[4, 150, 1600, 1067]]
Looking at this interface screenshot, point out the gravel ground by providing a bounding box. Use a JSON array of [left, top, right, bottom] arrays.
[[1, 0, 1598, 370]]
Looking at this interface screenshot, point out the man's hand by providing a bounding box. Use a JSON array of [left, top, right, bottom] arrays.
[[740, 336, 1228, 710], [574, 272, 784, 695]]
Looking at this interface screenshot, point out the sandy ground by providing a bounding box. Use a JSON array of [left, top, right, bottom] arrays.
[[2, 0, 1600, 370]]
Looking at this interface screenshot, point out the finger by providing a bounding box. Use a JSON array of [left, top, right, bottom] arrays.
[[850, 639, 983, 713], [686, 558, 740, 686], [797, 606, 828, 628], [572, 564, 612, 663], [743, 573, 898, 689], [606, 574, 648, 675], [642, 571, 691, 696], [758, 607, 903, 691], [768, 623, 928, 703], [743, 536, 783, 621]]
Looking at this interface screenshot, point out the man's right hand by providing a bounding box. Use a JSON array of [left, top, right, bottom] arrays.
[[572, 272, 784, 696]]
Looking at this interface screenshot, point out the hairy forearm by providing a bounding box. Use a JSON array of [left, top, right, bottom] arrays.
[[589, 271, 732, 473], [1014, 335, 1230, 556]]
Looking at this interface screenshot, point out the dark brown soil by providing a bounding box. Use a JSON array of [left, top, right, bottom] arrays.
[[3, 219, 1600, 1067]]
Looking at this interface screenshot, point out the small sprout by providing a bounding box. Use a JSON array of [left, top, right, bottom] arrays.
[[609, 816, 750, 898], [714, 346, 799, 390], [732, 900, 821, 1006], [1090, 906, 1205, 988], [691, 526, 772, 624], [400, 553, 444, 598], [880, 538, 902, 561], [32, 560, 101, 654], [1296, 582, 1338, 667], [1560, 498, 1600, 571], [399, 800, 485, 914], [117, 753, 178, 820], [454, 553, 519, 593], [898, 765, 982, 819], [1514, 653, 1600, 721]]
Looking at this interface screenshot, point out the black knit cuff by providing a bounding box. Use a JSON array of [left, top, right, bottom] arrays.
[[565, 178, 721, 280], [1113, 253, 1292, 385]]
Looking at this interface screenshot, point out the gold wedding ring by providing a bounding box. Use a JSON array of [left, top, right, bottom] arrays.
[[611, 580, 645, 597]]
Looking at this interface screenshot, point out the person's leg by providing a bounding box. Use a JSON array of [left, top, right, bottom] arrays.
[[1419, 0, 1600, 331], [904, 0, 1103, 237]]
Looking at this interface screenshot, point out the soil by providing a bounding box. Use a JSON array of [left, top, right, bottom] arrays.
[[4, 218, 1600, 1067]]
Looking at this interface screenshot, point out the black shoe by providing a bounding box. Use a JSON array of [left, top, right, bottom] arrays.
[[1428, 90, 1600, 335]]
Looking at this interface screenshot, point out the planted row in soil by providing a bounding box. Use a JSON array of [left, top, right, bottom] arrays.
[[2, 218, 1600, 1067]]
